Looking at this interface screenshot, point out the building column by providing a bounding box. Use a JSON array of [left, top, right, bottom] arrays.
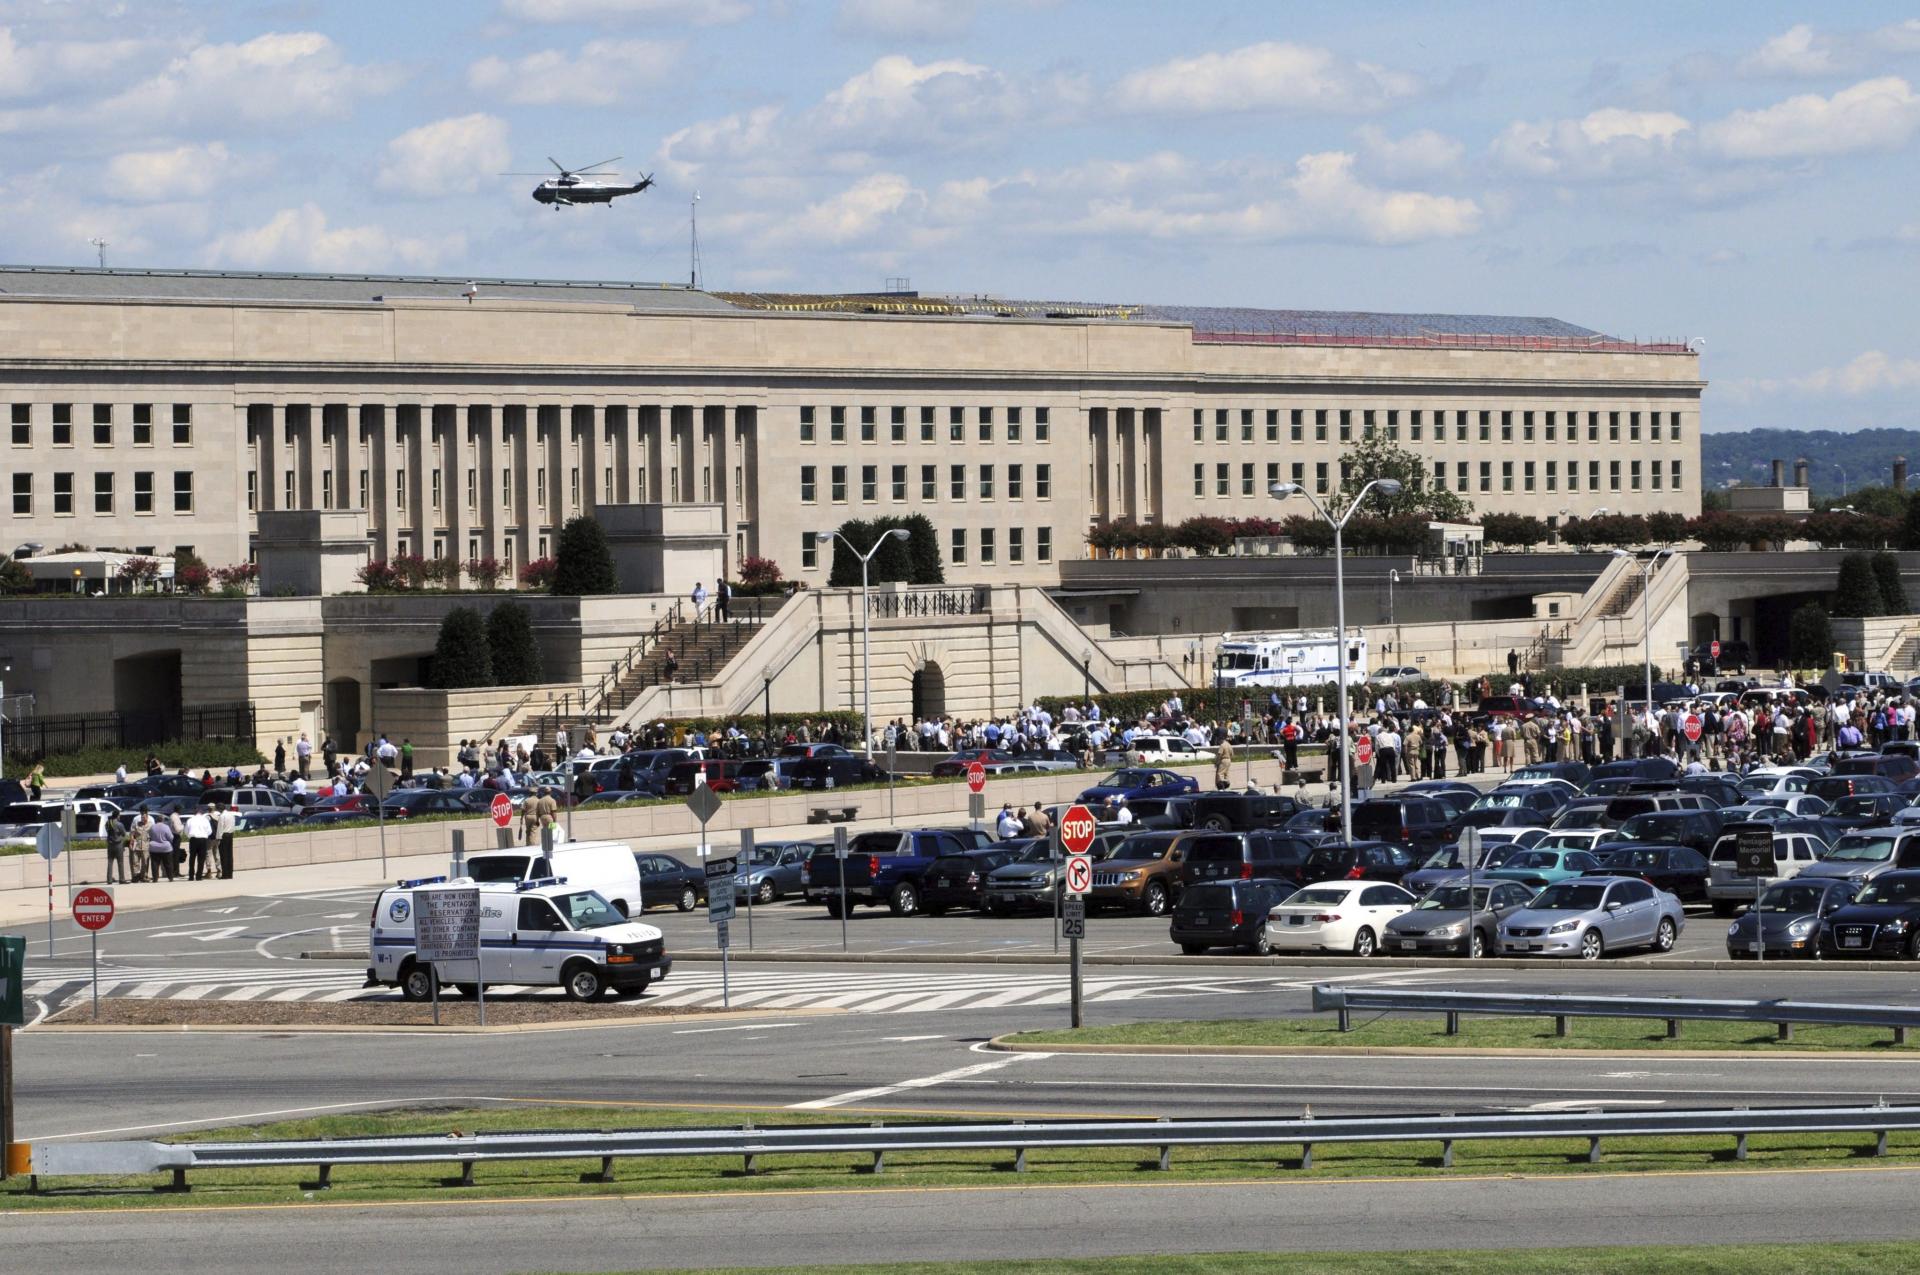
[[1117, 407, 1137, 523], [1088, 407, 1111, 523], [251, 404, 278, 515], [737, 406, 759, 560], [605, 404, 631, 504], [360, 404, 391, 560], [573, 403, 601, 515], [640, 405, 662, 504], [297, 404, 322, 511]]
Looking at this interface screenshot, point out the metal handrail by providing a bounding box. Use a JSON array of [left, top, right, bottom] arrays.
[[1313, 985, 1920, 1043], [479, 688, 539, 745], [28, 1104, 1920, 1186]]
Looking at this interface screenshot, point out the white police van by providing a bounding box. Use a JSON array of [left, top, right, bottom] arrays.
[[367, 875, 672, 1002]]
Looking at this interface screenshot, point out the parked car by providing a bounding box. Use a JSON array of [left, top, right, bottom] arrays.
[[1127, 734, 1216, 764], [1452, 806, 1553, 835], [1077, 768, 1201, 805], [788, 755, 891, 790], [1264, 880, 1418, 957], [1510, 762, 1594, 789], [806, 828, 980, 916], [1497, 876, 1685, 959], [1589, 756, 1681, 785], [1169, 879, 1297, 956], [1834, 753, 1920, 784], [203, 785, 298, 813], [1116, 796, 1197, 830], [633, 852, 705, 912], [778, 743, 853, 759], [1180, 830, 1318, 887], [1401, 841, 1522, 895], [1384, 881, 1538, 958], [1807, 774, 1898, 804], [734, 841, 814, 904], [1348, 796, 1456, 852], [378, 789, 477, 819], [919, 847, 1027, 914], [1294, 840, 1421, 887], [1596, 809, 1724, 853], [1589, 844, 1711, 904], [1480, 847, 1605, 891], [1796, 826, 1920, 886], [1088, 831, 1190, 916], [302, 793, 378, 819], [1705, 824, 1830, 913], [1725, 877, 1859, 959], [1818, 870, 1920, 959], [1825, 792, 1910, 833], [1470, 786, 1573, 821], [1185, 791, 1304, 833], [1549, 797, 1620, 831]]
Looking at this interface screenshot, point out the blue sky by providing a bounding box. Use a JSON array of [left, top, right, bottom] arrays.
[[2, 1, 1917, 433]]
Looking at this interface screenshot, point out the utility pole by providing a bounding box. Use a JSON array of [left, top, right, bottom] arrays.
[[689, 192, 702, 289], [89, 238, 107, 268]]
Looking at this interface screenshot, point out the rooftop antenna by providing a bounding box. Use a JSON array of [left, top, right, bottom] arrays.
[[88, 238, 107, 268], [689, 192, 703, 290]]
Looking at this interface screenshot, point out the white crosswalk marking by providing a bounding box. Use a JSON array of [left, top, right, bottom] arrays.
[[21, 959, 1453, 1017]]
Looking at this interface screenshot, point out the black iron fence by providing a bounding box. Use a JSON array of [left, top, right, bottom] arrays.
[[867, 587, 992, 619], [3, 703, 256, 758]]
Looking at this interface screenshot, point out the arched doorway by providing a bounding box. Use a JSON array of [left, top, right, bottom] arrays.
[[911, 661, 946, 721]]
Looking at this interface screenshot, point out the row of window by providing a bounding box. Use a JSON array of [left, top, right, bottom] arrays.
[[9, 403, 193, 447], [800, 405, 1053, 445], [1188, 406, 1684, 446], [12, 471, 195, 516], [244, 460, 733, 516], [1190, 457, 1687, 499], [798, 463, 1053, 504], [797, 527, 1053, 570]]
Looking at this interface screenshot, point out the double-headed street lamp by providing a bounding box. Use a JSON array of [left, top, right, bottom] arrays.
[[1612, 546, 1674, 749], [1269, 477, 1403, 844], [817, 526, 911, 758]]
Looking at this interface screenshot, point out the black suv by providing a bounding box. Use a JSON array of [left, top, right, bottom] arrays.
[[1349, 797, 1455, 851], [1178, 830, 1316, 886], [1295, 840, 1421, 886], [1186, 791, 1304, 833], [1170, 879, 1297, 956]]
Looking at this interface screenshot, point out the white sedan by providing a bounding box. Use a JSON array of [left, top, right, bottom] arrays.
[[1265, 881, 1418, 957]]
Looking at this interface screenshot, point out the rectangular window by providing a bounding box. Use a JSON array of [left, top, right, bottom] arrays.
[[92, 403, 112, 445], [920, 405, 935, 442], [1410, 409, 1423, 442], [1363, 408, 1376, 437], [11, 472, 30, 514], [950, 527, 967, 565], [978, 464, 994, 500], [1455, 460, 1468, 490], [861, 464, 877, 501], [1672, 459, 1682, 488], [799, 467, 817, 503], [980, 527, 996, 563], [950, 464, 966, 499], [1431, 460, 1446, 490], [1671, 413, 1683, 443], [1009, 527, 1024, 563], [1479, 410, 1492, 442], [1338, 409, 1352, 442], [980, 406, 994, 443], [1008, 463, 1023, 499], [287, 471, 297, 509], [831, 465, 847, 502], [1608, 412, 1620, 442], [1565, 458, 1578, 492], [502, 468, 513, 511], [172, 470, 193, 513], [1587, 411, 1600, 442], [94, 471, 115, 513], [830, 406, 846, 443], [890, 464, 906, 501], [860, 405, 875, 443], [9, 403, 27, 445], [465, 468, 477, 510], [949, 406, 964, 442], [1030, 463, 1050, 500], [1630, 411, 1641, 442], [436, 469, 446, 510], [53, 403, 72, 445], [920, 464, 936, 500], [1523, 460, 1535, 492], [1241, 462, 1254, 496], [1545, 410, 1557, 442], [1546, 460, 1558, 492], [125, 404, 150, 446], [1266, 461, 1280, 490], [1007, 406, 1022, 442], [801, 531, 818, 570], [1651, 459, 1663, 491], [1240, 408, 1254, 442], [1315, 409, 1328, 442], [246, 471, 257, 512], [1648, 411, 1661, 442], [321, 471, 334, 510], [1630, 460, 1642, 491], [1609, 460, 1621, 491], [799, 405, 816, 442], [172, 404, 191, 445], [1589, 459, 1600, 490], [1386, 409, 1399, 441], [1290, 409, 1303, 442], [1265, 408, 1279, 442], [358, 469, 369, 509], [1216, 462, 1229, 496], [1037, 526, 1052, 562], [890, 405, 905, 442], [1291, 461, 1305, 488], [1192, 408, 1203, 444], [1454, 411, 1467, 442], [52, 471, 72, 514], [1479, 461, 1492, 493], [1193, 463, 1205, 497], [1522, 411, 1534, 442], [1214, 408, 1228, 442], [1315, 461, 1329, 494], [1035, 407, 1050, 441]]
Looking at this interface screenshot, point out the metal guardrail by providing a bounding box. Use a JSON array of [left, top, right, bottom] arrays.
[[23, 1104, 1920, 1188], [1312, 985, 1920, 1044]]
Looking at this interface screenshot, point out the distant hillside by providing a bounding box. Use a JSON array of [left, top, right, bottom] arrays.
[[1701, 428, 1920, 498]]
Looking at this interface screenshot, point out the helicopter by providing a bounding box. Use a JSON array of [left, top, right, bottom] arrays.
[[505, 156, 654, 208]]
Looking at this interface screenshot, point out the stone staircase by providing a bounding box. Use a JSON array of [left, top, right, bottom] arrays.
[[1597, 570, 1645, 618], [1887, 633, 1920, 675]]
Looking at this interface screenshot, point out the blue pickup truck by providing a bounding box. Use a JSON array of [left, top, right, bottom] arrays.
[[803, 827, 988, 917]]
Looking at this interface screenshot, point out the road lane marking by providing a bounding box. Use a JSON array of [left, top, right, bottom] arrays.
[[672, 1022, 798, 1035], [789, 1052, 1054, 1109]]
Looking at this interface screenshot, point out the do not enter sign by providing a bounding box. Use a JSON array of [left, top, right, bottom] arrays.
[[71, 886, 114, 932], [1683, 713, 1703, 744], [490, 792, 513, 828], [966, 761, 987, 794], [1060, 803, 1097, 856]]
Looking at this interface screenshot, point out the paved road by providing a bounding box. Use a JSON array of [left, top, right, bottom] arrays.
[[13, 1166, 1920, 1273]]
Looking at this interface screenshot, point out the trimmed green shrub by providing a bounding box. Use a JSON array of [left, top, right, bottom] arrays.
[[551, 516, 618, 595], [429, 606, 493, 689], [8, 739, 263, 778], [1832, 552, 1886, 618], [1790, 602, 1834, 670], [1872, 552, 1910, 614], [486, 601, 543, 685]]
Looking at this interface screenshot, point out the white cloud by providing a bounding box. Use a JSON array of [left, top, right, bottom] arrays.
[[376, 114, 511, 198], [1701, 76, 1920, 159], [657, 104, 784, 181], [499, 0, 748, 24], [104, 142, 231, 202], [1356, 125, 1464, 179], [0, 25, 160, 101], [1738, 24, 1841, 78], [1491, 107, 1691, 178], [91, 32, 399, 132], [1795, 351, 1920, 396], [766, 172, 923, 246], [835, 0, 976, 40], [203, 204, 464, 272], [1881, 19, 1920, 53], [1114, 41, 1421, 116], [467, 38, 677, 106]]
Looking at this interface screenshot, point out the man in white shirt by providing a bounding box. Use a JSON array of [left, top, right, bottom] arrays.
[[185, 806, 215, 881], [215, 804, 238, 879], [995, 804, 1021, 839]]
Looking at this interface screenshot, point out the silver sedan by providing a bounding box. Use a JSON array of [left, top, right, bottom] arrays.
[[1497, 874, 1685, 960]]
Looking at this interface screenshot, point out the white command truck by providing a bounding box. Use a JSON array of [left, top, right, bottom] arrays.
[[1212, 629, 1370, 689], [367, 875, 672, 1002]]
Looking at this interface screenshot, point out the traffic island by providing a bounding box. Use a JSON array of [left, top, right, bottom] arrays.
[[36, 998, 811, 1032]]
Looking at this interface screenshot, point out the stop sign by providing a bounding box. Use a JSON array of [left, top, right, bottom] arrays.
[[71, 886, 114, 932], [1354, 734, 1374, 766], [966, 761, 987, 794], [490, 792, 513, 828], [1683, 713, 1703, 744], [1710, 640, 1721, 659], [1060, 803, 1098, 856]]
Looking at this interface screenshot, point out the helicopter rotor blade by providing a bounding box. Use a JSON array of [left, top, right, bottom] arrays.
[[576, 156, 622, 174], [548, 156, 568, 174]]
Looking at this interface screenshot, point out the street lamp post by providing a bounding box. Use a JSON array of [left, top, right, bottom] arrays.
[[1388, 568, 1399, 628], [1613, 547, 1674, 749], [762, 672, 772, 750], [818, 526, 911, 759], [1269, 477, 1404, 844], [0, 651, 11, 780], [1081, 649, 1092, 706]]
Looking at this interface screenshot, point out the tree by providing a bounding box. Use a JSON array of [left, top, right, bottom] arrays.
[[1789, 602, 1834, 670], [429, 606, 493, 689], [486, 601, 542, 685], [1903, 496, 1920, 551], [116, 557, 162, 590], [1173, 516, 1235, 554], [826, 515, 942, 585], [1822, 485, 1908, 520], [357, 560, 405, 593], [1686, 514, 1759, 552], [173, 546, 210, 595], [1832, 551, 1886, 618], [518, 557, 557, 590], [736, 556, 783, 593], [1479, 513, 1549, 548], [1333, 433, 1474, 521], [0, 558, 32, 595], [900, 513, 944, 584], [1645, 511, 1688, 544], [465, 556, 505, 591], [1873, 551, 1911, 614], [551, 516, 618, 595]]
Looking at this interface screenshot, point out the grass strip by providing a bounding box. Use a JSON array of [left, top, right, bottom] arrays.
[[532, 1245, 1920, 1275], [7, 1103, 1920, 1211], [1009, 1013, 1919, 1052]]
